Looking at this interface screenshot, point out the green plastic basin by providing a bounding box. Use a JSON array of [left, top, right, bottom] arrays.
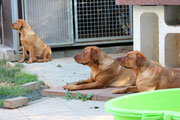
[[105, 88, 180, 120]]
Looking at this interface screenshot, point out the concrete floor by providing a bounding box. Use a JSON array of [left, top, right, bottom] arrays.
[[0, 97, 113, 120]]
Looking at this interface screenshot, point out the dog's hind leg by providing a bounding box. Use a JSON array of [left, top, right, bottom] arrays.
[[37, 46, 52, 62]]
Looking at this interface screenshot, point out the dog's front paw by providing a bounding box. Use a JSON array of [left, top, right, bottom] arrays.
[[112, 88, 128, 94], [27, 60, 33, 64], [63, 85, 78, 91], [63, 85, 68, 89], [112, 89, 121, 94], [18, 59, 25, 63]]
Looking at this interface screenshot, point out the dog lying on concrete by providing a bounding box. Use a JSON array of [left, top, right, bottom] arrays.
[[113, 50, 180, 93], [63, 46, 136, 92], [12, 19, 52, 63]]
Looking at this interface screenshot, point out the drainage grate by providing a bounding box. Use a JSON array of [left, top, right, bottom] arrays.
[[74, 0, 132, 42]]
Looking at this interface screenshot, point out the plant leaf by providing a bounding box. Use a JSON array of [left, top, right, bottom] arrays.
[[76, 92, 83, 100], [62, 91, 74, 100], [86, 93, 93, 100]]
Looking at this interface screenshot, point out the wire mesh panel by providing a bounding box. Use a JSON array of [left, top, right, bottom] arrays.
[[22, 0, 74, 47], [74, 0, 132, 42]]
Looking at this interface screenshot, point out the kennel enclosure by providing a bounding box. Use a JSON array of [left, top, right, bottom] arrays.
[[74, 0, 132, 42], [0, 0, 132, 55], [21, 0, 132, 47]]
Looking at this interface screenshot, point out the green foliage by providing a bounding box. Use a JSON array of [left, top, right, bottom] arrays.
[[62, 92, 93, 101], [62, 91, 74, 100], [0, 58, 7, 66], [0, 67, 20, 83], [0, 100, 4, 108], [57, 64, 62, 68], [14, 72, 38, 85], [0, 59, 38, 85], [39, 80, 45, 85], [0, 86, 26, 97], [76, 93, 93, 101], [14, 63, 24, 69], [0, 58, 40, 103]]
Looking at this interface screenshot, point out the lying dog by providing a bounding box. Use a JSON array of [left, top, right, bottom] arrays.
[[113, 50, 180, 93], [12, 19, 52, 63], [63, 46, 136, 91]]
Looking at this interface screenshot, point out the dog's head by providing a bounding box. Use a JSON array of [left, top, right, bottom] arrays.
[[117, 51, 146, 70], [74, 46, 101, 66], [12, 19, 26, 30]]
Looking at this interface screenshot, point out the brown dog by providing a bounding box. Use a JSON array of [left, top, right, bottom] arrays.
[[12, 19, 52, 63], [63, 46, 136, 91], [113, 50, 180, 93]]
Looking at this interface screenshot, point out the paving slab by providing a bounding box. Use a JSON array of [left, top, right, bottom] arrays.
[[0, 97, 114, 120], [3, 97, 28, 109], [22, 57, 91, 87], [20, 81, 41, 91], [15, 97, 113, 120], [0, 109, 29, 120], [43, 86, 131, 101], [18, 98, 72, 116], [57, 98, 113, 120]]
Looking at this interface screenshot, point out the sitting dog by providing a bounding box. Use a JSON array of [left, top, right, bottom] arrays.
[[113, 50, 180, 93], [63, 46, 136, 91], [12, 19, 52, 63]]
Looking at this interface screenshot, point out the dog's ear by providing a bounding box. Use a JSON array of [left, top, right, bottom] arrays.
[[136, 52, 146, 67], [18, 20, 24, 30], [91, 48, 100, 62]]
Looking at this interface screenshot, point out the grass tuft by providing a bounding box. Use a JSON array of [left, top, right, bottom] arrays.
[[0, 100, 3, 108], [14, 72, 38, 85], [0, 58, 7, 66], [14, 63, 24, 69], [0, 86, 26, 97], [0, 61, 38, 85], [0, 58, 41, 104]]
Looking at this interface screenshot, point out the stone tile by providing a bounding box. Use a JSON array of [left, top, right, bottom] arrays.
[[89, 114, 113, 120], [1, 97, 114, 120], [57, 98, 111, 120], [74, 109, 113, 120], [42, 86, 67, 97], [62, 115, 90, 120], [0, 108, 29, 120], [58, 98, 106, 111], [4, 97, 28, 109], [27, 112, 78, 120], [18, 98, 73, 116], [43, 86, 129, 101], [22, 57, 90, 87], [20, 81, 41, 91]]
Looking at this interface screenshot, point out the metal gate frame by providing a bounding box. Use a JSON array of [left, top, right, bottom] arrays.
[[0, 0, 2, 44], [74, 0, 133, 43]]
